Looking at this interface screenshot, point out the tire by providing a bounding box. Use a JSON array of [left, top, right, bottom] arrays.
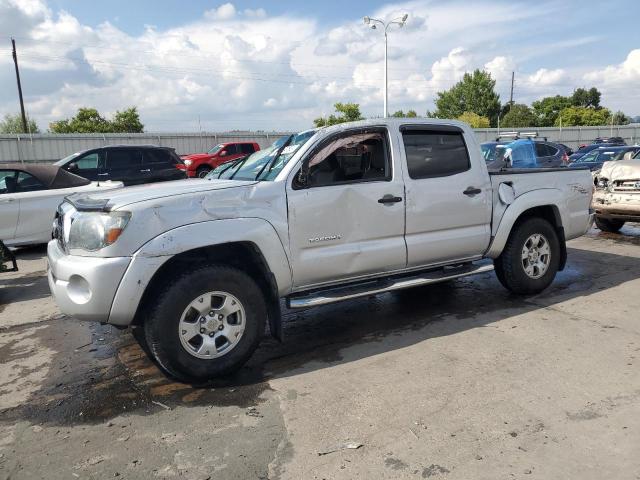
[[131, 325, 151, 356], [594, 216, 624, 233], [196, 166, 211, 178], [494, 217, 561, 295], [143, 265, 267, 383]]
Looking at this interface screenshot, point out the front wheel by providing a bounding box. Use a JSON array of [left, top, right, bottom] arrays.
[[143, 265, 267, 383], [494, 217, 561, 295], [594, 216, 624, 233], [196, 166, 211, 178]]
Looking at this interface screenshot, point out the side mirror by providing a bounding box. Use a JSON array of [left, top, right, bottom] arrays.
[[220, 150, 227, 157], [295, 161, 310, 188], [68, 162, 79, 171]]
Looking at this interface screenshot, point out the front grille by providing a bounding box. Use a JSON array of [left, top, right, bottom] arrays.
[[612, 180, 640, 193]]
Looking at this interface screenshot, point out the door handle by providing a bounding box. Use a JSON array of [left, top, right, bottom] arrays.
[[97, 173, 109, 176], [140, 169, 151, 173], [378, 195, 403, 204], [463, 187, 482, 196]]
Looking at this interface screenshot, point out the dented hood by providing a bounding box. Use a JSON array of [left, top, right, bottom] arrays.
[[600, 160, 640, 180], [67, 178, 257, 211]]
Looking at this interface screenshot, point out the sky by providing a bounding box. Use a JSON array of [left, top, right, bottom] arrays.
[[1, 0, 639, 132]]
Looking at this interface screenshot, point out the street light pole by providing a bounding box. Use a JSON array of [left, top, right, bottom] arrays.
[[364, 14, 408, 118]]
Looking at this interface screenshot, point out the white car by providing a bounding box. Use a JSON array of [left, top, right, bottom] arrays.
[[0, 163, 123, 247]]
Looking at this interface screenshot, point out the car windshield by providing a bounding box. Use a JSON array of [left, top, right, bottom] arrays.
[[210, 130, 316, 182], [480, 143, 497, 162], [54, 152, 82, 166], [207, 144, 224, 155]]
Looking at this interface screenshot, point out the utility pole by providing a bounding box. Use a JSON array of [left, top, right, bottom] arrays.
[[509, 71, 515, 109], [11, 38, 28, 133]]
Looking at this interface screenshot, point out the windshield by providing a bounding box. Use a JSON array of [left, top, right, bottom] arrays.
[[480, 143, 497, 162], [211, 130, 316, 182], [54, 152, 82, 166], [207, 144, 224, 155]]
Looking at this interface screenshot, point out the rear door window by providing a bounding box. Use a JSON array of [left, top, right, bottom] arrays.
[[143, 149, 175, 170], [240, 143, 255, 154], [107, 149, 142, 169], [402, 129, 470, 179]]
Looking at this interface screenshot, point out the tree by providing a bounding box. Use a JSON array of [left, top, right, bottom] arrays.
[[570, 87, 601, 109], [501, 104, 537, 128], [0, 113, 40, 134], [457, 111, 490, 128], [433, 69, 501, 126], [314, 102, 363, 127], [111, 107, 145, 133], [555, 106, 612, 127], [49, 106, 144, 133], [391, 109, 418, 118], [531, 95, 572, 127], [612, 111, 631, 125]]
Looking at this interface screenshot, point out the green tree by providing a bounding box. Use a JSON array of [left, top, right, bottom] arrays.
[[49, 106, 144, 133], [570, 87, 601, 109], [501, 104, 537, 128], [111, 107, 145, 133], [612, 111, 631, 125], [555, 106, 612, 126], [0, 113, 40, 134], [457, 111, 490, 128], [531, 95, 572, 127], [433, 70, 501, 126], [314, 102, 363, 127], [391, 109, 418, 118]]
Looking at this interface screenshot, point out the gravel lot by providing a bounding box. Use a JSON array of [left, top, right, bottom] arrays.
[[1, 226, 639, 479]]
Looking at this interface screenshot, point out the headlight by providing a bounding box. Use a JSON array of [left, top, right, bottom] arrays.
[[597, 178, 609, 189], [68, 211, 131, 251], [184, 159, 192, 166]]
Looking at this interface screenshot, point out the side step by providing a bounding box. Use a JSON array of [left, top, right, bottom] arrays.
[[287, 262, 494, 309]]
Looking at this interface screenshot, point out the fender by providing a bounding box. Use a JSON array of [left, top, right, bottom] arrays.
[[108, 217, 292, 326], [485, 188, 566, 259]]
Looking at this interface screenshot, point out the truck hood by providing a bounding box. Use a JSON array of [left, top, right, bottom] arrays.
[[181, 153, 214, 161], [67, 179, 257, 211], [600, 160, 640, 181]]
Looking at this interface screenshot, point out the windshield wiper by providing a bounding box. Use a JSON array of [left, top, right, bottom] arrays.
[[254, 135, 294, 181], [228, 156, 252, 180]]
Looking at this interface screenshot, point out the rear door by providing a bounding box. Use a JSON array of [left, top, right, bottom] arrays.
[[535, 142, 560, 167], [401, 125, 492, 267], [105, 148, 143, 185], [0, 170, 20, 242], [286, 127, 406, 288], [142, 148, 184, 182]]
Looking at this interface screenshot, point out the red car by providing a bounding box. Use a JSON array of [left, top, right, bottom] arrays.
[[181, 142, 260, 178]]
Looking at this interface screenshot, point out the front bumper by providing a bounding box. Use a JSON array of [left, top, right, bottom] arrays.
[[592, 191, 640, 222], [47, 240, 131, 323]]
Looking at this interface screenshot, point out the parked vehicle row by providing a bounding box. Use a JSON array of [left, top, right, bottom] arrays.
[[481, 133, 570, 169], [181, 142, 260, 178]]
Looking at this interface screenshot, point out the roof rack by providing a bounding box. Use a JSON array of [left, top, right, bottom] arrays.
[[495, 131, 547, 141]]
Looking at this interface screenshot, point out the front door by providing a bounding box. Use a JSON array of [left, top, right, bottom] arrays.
[[286, 127, 406, 289], [400, 125, 492, 267], [67, 151, 103, 181]]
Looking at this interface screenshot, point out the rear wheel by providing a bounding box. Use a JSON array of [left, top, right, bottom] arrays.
[[143, 265, 267, 383], [594, 216, 625, 233], [494, 217, 560, 295], [196, 166, 211, 178]]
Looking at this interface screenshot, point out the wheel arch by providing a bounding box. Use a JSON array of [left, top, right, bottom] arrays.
[[132, 241, 283, 340], [487, 190, 567, 270]]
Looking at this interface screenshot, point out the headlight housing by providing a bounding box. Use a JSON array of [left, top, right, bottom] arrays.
[[183, 159, 193, 166], [597, 178, 609, 190], [68, 211, 131, 251]]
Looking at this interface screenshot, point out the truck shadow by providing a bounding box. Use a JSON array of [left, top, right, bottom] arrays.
[[2, 242, 639, 426]]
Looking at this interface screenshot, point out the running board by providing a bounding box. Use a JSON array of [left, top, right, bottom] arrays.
[[287, 262, 494, 309]]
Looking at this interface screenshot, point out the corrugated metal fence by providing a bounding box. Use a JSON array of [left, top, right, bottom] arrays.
[[2, 124, 639, 163]]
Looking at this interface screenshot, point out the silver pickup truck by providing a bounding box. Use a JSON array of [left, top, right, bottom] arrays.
[[48, 119, 594, 382]]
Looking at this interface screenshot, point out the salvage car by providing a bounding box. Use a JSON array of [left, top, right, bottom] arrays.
[[569, 145, 640, 171], [47, 119, 594, 382], [0, 164, 123, 247], [55, 145, 187, 186], [592, 159, 640, 232], [181, 142, 260, 178], [482, 139, 568, 168]]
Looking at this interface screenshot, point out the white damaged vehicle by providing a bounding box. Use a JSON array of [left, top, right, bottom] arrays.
[[47, 119, 594, 382], [593, 159, 640, 232], [0, 163, 123, 247]]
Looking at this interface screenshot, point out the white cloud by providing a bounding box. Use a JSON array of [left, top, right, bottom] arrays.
[[1, 0, 638, 132], [204, 3, 236, 21]]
